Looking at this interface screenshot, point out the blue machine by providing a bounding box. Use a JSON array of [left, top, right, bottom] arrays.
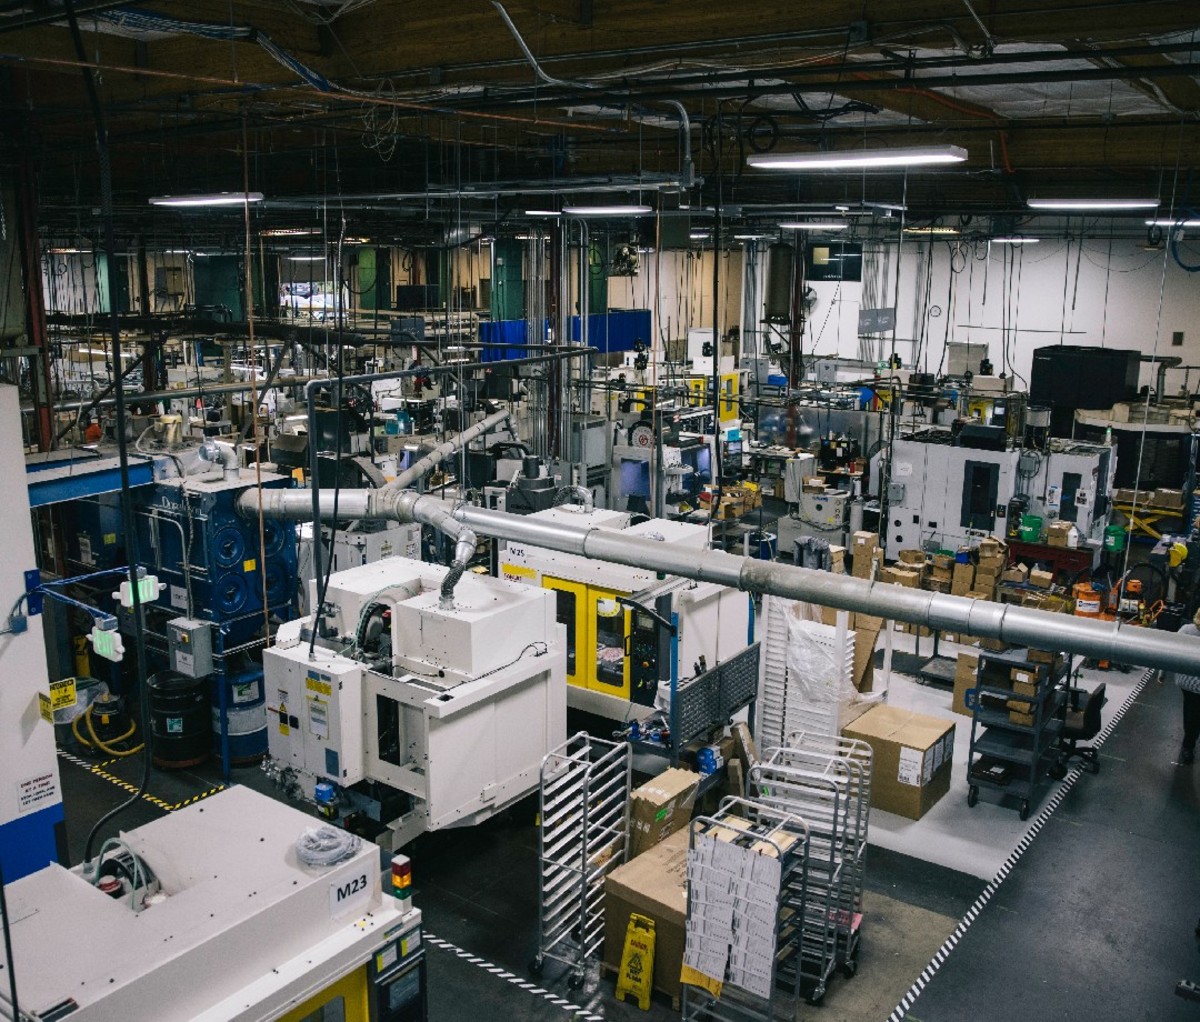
[[133, 470, 298, 775]]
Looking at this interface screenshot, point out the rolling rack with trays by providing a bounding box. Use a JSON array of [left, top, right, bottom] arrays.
[[966, 649, 1067, 821], [681, 797, 813, 1022], [531, 732, 632, 988], [748, 731, 873, 1004]]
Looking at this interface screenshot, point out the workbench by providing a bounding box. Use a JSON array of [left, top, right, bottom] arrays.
[[1006, 538, 1099, 583]]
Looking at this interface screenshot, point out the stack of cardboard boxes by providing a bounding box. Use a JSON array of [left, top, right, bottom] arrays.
[[851, 530, 882, 581]]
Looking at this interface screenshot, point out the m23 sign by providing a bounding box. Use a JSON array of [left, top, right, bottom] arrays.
[[329, 869, 372, 918]]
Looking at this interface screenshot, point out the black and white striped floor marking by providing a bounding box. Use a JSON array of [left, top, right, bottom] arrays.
[[887, 668, 1155, 1022], [424, 932, 606, 1021]]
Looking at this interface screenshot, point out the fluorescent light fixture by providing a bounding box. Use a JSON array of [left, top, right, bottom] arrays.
[[1027, 197, 1159, 210], [524, 209, 561, 217], [990, 236, 1039, 244], [561, 204, 653, 216], [48, 247, 91, 254], [733, 233, 771, 241], [1146, 218, 1200, 227], [689, 231, 711, 240], [747, 145, 967, 171], [288, 254, 326, 262], [779, 221, 849, 231], [261, 227, 318, 237], [149, 192, 264, 208], [515, 233, 549, 241], [903, 225, 961, 236]]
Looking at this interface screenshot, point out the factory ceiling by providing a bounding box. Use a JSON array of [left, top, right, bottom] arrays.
[[0, 0, 1197, 241]]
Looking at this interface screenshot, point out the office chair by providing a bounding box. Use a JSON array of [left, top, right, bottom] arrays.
[[1050, 682, 1106, 778]]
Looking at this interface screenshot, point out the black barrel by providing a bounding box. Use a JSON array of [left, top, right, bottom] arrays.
[[149, 672, 210, 769]]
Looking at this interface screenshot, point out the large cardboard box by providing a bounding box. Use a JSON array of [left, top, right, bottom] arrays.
[[898, 549, 927, 566], [843, 705, 956, 820], [628, 768, 700, 858], [952, 652, 979, 716], [952, 562, 975, 589], [1153, 487, 1185, 509], [604, 828, 690, 1003]]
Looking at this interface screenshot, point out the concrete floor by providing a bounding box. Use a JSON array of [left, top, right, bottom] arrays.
[[52, 663, 1198, 1020]]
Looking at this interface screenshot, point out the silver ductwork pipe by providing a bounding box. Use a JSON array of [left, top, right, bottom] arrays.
[[443, 503, 1200, 676], [382, 408, 511, 494], [242, 491, 1200, 675]]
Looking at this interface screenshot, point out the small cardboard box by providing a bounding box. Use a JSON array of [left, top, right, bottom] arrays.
[[952, 652, 979, 716], [604, 828, 690, 1002], [951, 577, 974, 597], [1153, 487, 1185, 509], [967, 588, 995, 602], [849, 546, 888, 578], [1001, 563, 1030, 584], [881, 565, 922, 588], [929, 564, 954, 583], [925, 579, 952, 594], [952, 562, 976, 588], [1113, 487, 1138, 505], [932, 553, 955, 570], [852, 530, 878, 551], [1008, 708, 1035, 726], [1029, 568, 1054, 590], [1010, 667, 1038, 687], [976, 553, 1006, 573], [1013, 680, 1038, 698], [978, 536, 1008, 556], [1027, 648, 1064, 670], [628, 768, 700, 858], [843, 705, 956, 820], [899, 549, 927, 566], [729, 721, 759, 776], [1045, 522, 1073, 548], [979, 636, 1011, 652]]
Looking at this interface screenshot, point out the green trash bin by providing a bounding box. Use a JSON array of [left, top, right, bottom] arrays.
[[1018, 514, 1043, 543], [1104, 522, 1127, 553]]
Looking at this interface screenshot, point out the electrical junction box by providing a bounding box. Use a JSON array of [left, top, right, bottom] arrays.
[[167, 617, 214, 678]]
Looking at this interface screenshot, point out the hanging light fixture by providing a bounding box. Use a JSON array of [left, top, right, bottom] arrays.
[[149, 192, 264, 208], [747, 145, 967, 171], [1027, 197, 1158, 211]]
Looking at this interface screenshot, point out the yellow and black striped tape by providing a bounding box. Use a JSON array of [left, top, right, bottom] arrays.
[[56, 749, 225, 812]]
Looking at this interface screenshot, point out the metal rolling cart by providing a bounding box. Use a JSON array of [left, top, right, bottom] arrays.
[[681, 798, 813, 1022], [531, 732, 632, 988], [966, 649, 1066, 820], [778, 731, 874, 980], [747, 753, 846, 1004]]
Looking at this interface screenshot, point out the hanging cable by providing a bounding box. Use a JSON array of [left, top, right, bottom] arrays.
[[63, 0, 154, 866]]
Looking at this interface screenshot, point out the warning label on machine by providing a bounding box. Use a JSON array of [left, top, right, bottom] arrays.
[[17, 772, 59, 815]]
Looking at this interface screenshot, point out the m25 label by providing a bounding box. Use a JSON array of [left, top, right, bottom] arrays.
[[329, 870, 372, 918]]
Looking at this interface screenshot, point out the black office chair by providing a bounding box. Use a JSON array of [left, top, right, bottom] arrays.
[[1050, 682, 1106, 777]]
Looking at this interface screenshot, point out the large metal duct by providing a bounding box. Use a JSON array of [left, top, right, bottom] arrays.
[[240, 489, 1200, 674]]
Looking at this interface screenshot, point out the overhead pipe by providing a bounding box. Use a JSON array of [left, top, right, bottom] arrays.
[[244, 491, 1200, 675], [492, 0, 694, 190]]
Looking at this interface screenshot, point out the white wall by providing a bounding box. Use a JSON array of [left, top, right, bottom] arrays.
[[802, 237, 1200, 395], [607, 248, 743, 355]]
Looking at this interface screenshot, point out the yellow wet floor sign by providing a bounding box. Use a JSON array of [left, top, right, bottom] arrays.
[[615, 913, 656, 1010]]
